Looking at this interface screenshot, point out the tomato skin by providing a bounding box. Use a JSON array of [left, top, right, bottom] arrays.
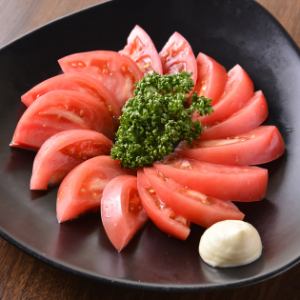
[[57, 156, 132, 223], [154, 158, 268, 202], [137, 170, 190, 240], [182, 126, 285, 166], [21, 73, 121, 117], [30, 129, 112, 190], [143, 167, 244, 227], [194, 53, 227, 105], [10, 90, 114, 150], [159, 32, 197, 84], [120, 25, 163, 74], [201, 91, 268, 140], [58, 50, 142, 109], [101, 175, 148, 252], [199, 65, 254, 126]]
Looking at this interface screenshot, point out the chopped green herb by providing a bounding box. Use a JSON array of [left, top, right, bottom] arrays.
[[111, 72, 212, 168]]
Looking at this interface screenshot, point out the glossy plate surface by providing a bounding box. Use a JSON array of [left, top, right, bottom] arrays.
[[0, 0, 299, 290]]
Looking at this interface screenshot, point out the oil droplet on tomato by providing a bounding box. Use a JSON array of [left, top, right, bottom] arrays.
[[103, 201, 116, 218]]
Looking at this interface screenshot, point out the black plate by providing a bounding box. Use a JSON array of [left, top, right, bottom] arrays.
[[0, 0, 300, 291]]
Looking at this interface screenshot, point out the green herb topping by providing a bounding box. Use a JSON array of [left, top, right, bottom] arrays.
[[111, 72, 212, 168]]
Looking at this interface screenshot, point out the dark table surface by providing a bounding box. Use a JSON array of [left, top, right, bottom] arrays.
[[0, 0, 300, 299]]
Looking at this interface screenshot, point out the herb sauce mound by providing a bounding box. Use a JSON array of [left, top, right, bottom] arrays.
[[111, 72, 212, 168]]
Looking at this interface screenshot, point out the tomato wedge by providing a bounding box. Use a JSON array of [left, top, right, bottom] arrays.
[[182, 126, 285, 166], [120, 25, 162, 74], [198, 65, 254, 125], [30, 130, 112, 190], [101, 175, 148, 252], [58, 50, 142, 109], [143, 167, 244, 227], [194, 53, 227, 104], [154, 158, 268, 202], [159, 32, 197, 84], [57, 156, 132, 223], [21, 73, 120, 117], [201, 91, 268, 140], [10, 90, 114, 150], [137, 170, 190, 240]]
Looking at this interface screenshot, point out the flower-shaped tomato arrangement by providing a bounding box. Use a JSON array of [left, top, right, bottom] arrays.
[[10, 25, 285, 252]]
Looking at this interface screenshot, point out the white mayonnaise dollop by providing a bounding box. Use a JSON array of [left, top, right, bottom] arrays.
[[199, 220, 262, 268]]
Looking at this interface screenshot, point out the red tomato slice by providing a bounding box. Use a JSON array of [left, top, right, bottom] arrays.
[[57, 156, 132, 223], [199, 65, 254, 125], [21, 73, 121, 117], [137, 170, 190, 240], [194, 53, 227, 104], [120, 25, 163, 74], [58, 50, 142, 109], [154, 158, 268, 202], [101, 175, 148, 252], [30, 129, 112, 190], [10, 90, 114, 150], [159, 32, 197, 84], [143, 167, 244, 227], [201, 91, 268, 140], [182, 126, 285, 166]]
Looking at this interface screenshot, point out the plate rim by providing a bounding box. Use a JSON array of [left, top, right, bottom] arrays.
[[0, 0, 300, 291], [1, 226, 300, 291]]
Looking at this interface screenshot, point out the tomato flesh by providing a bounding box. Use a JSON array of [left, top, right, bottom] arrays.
[[194, 53, 227, 104], [30, 129, 112, 190], [120, 25, 162, 74], [58, 50, 142, 109], [199, 64, 254, 125], [101, 175, 148, 252], [143, 167, 244, 227], [159, 32, 197, 84], [57, 156, 133, 223], [182, 126, 285, 165], [154, 158, 268, 202], [21, 73, 121, 117], [10, 90, 114, 150], [201, 91, 268, 140], [137, 170, 190, 240]]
